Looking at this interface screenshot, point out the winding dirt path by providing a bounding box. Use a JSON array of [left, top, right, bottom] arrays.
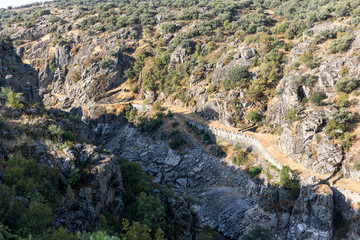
[[161, 103, 360, 194], [99, 98, 360, 195]]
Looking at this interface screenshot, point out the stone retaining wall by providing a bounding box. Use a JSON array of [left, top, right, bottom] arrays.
[[180, 115, 282, 169], [180, 115, 360, 209]]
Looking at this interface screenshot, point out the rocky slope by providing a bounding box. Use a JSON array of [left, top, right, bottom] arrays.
[[1, 0, 360, 239]]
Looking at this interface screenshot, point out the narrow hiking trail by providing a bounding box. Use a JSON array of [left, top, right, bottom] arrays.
[[96, 99, 360, 195], [160, 102, 360, 194]]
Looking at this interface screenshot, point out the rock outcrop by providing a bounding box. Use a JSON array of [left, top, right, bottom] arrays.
[[53, 144, 125, 232], [287, 177, 334, 240]]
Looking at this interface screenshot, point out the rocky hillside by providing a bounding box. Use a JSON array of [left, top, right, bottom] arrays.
[[1, 0, 360, 239]]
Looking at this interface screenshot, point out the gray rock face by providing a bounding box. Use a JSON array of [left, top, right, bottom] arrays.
[[211, 46, 254, 85], [102, 123, 290, 239], [184, 45, 254, 126], [168, 192, 198, 239], [267, 73, 303, 125], [55, 44, 73, 67], [277, 110, 343, 175], [0, 140, 7, 160], [313, 139, 343, 174], [0, 46, 39, 101], [53, 144, 125, 232], [168, 45, 186, 70], [288, 177, 333, 240]]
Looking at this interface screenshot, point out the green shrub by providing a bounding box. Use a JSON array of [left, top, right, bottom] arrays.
[[62, 131, 76, 142], [199, 225, 216, 240], [280, 166, 300, 199], [7, 90, 24, 110], [48, 124, 64, 140], [120, 219, 152, 240], [67, 169, 80, 186], [69, 114, 81, 124], [224, 65, 250, 90], [19, 201, 53, 236], [249, 166, 262, 178], [171, 121, 179, 128], [202, 132, 213, 144], [232, 150, 249, 166], [161, 23, 178, 33], [247, 111, 263, 124], [298, 74, 318, 87], [168, 130, 185, 149], [335, 93, 349, 108], [286, 109, 298, 121], [49, 56, 57, 75], [310, 90, 326, 106], [0, 35, 13, 51], [329, 34, 355, 54], [136, 192, 166, 232], [314, 29, 337, 44], [99, 57, 114, 69], [326, 109, 352, 138], [139, 116, 163, 134], [124, 104, 138, 123], [335, 76, 360, 93], [299, 52, 319, 69]]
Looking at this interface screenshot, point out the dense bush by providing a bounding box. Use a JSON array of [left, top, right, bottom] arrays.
[[314, 29, 337, 44], [161, 23, 178, 33], [139, 116, 163, 134], [224, 65, 251, 90], [136, 192, 166, 232], [335, 76, 360, 93], [99, 57, 114, 69], [124, 104, 138, 123], [299, 52, 319, 69], [298, 74, 318, 87], [0, 155, 61, 237], [247, 111, 263, 124], [6, 90, 24, 110], [310, 90, 326, 106], [280, 166, 300, 199], [326, 109, 353, 138], [232, 150, 249, 166], [168, 130, 185, 149], [328, 34, 355, 54], [249, 166, 262, 178]]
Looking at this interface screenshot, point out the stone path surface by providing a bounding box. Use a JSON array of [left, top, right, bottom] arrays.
[[105, 99, 360, 195], [161, 103, 360, 194]]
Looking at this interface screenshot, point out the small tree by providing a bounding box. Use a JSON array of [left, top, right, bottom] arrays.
[[280, 166, 300, 199], [335, 76, 360, 93], [135, 192, 166, 233], [310, 90, 326, 106], [224, 65, 250, 90], [7, 90, 24, 110], [247, 110, 263, 124], [48, 124, 64, 140]]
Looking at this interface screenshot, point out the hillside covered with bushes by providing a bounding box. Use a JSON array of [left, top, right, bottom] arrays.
[[1, 0, 360, 239]]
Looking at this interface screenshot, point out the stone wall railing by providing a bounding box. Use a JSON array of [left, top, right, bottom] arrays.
[[179, 115, 282, 169]]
